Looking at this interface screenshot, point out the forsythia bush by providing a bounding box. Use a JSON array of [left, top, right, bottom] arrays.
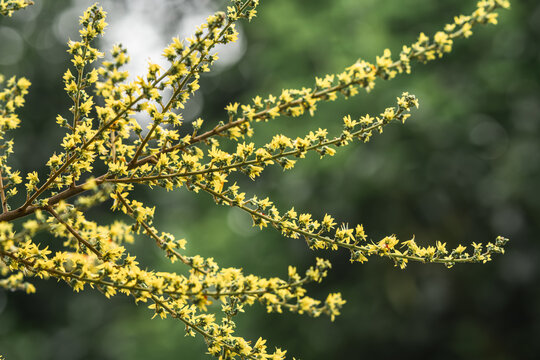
[[0, 0, 511, 358]]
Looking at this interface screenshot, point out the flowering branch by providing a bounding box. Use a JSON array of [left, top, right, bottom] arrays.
[[0, 1, 512, 359]]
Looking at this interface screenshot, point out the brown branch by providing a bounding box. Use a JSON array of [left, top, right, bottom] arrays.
[[0, 167, 8, 213], [0, 173, 108, 222]]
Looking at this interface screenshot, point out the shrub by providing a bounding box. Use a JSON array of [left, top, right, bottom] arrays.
[[0, 0, 510, 358]]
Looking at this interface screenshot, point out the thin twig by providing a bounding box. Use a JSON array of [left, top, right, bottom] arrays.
[[0, 167, 8, 213]]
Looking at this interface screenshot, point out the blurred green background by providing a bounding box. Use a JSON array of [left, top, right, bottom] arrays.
[[1, 0, 539, 359]]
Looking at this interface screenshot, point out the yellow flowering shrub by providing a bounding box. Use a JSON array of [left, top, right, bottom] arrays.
[[0, 0, 32, 17], [0, 0, 511, 359]]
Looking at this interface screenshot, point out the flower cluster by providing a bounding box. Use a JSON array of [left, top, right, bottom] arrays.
[[0, 1, 510, 359], [0, 0, 32, 17], [0, 75, 28, 212], [201, 183, 508, 270]]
